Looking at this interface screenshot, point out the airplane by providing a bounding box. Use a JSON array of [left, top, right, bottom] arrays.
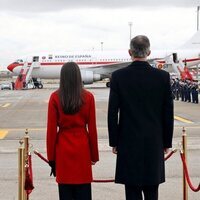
[[7, 31, 200, 89]]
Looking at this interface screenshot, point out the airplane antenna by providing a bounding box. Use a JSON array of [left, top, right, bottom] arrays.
[[101, 42, 104, 51]]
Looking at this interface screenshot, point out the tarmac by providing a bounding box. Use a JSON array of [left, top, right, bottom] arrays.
[[0, 82, 199, 200]]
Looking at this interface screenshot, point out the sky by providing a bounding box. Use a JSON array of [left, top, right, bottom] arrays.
[[0, 0, 200, 69]]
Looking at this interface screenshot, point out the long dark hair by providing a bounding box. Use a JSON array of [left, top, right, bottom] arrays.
[[59, 62, 84, 114]]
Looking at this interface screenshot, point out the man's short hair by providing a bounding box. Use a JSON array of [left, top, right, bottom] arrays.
[[130, 35, 150, 58]]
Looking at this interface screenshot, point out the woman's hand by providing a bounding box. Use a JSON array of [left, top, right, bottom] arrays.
[[91, 161, 96, 165], [49, 161, 56, 177], [164, 148, 170, 154]]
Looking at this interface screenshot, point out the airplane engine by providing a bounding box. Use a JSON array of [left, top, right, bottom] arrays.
[[156, 63, 164, 69], [81, 70, 101, 84]]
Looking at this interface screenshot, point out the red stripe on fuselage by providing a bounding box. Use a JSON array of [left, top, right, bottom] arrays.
[[14, 61, 118, 66], [157, 57, 200, 64], [9, 61, 119, 71], [183, 58, 200, 62], [9, 58, 200, 71]]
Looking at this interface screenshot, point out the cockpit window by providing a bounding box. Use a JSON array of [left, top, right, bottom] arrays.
[[14, 59, 24, 63]]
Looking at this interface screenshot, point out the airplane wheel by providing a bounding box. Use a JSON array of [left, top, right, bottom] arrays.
[[38, 84, 43, 89], [106, 82, 110, 87]]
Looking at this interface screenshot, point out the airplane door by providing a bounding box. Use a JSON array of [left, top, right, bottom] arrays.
[[33, 56, 39, 62], [92, 57, 97, 65]]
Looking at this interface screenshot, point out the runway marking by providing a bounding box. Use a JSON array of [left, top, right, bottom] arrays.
[[0, 130, 8, 139], [174, 115, 193, 124], [0, 126, 199, 141], [1, 103, 11, 108]]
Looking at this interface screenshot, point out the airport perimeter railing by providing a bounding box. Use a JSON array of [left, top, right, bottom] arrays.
[[18, 128, 200, 200]]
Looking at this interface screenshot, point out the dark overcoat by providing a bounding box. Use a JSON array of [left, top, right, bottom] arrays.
[[108, 61, 174, 186]]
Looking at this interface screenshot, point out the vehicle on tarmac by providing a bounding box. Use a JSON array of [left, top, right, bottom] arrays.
[[32, 78, 43, 89], [22, 78, 43, 90], [0, 82, 12, 90]]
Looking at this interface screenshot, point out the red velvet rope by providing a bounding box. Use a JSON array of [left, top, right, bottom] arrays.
[[33, 150, 115, 182], [25, 154, 34, 197], [180, 152, 200, 192], [164, 149, 177, 161], [34, 150, 49, 163], [34, 149, 176, 183]]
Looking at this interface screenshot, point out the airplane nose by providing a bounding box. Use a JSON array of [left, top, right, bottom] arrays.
[[7, 63, 18, 72]]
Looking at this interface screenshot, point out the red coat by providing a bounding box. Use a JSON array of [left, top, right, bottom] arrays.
[[46, 90, 99, 184]]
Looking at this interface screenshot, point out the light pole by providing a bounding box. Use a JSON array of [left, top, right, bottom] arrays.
[[197, 6, 200, 31], [128, 22, 133, 41], [196, 6, 199, 83], [101, 42, 103, 51]]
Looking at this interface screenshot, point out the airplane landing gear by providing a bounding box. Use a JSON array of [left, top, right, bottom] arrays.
[[32, 78, 43, 89], [106, 82, 110, 88], [38, 83, 43, 89]]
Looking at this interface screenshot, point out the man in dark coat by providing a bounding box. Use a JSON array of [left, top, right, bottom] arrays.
[[108, 35, 174, 200]]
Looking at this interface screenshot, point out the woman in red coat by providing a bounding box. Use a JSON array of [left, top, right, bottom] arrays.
[[46, 62, 99, 200]]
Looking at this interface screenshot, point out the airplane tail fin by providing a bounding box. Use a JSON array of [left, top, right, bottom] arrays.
[[181, 31, 200, 49]]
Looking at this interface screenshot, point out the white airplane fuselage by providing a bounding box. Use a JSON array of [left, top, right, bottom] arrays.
[[7, 49, 200, 80]]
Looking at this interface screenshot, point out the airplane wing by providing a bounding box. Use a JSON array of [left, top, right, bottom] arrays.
[[91, 57, 168, 79], [91, 62, 132, 78]]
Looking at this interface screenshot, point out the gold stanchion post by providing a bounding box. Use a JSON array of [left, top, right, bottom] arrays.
[[18, 140, 25, 200], [24, 129, 29, 161], [24, 129, 29, 200], [182, 127, 188, 200]]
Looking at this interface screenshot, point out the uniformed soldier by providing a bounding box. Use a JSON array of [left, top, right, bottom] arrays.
[[183, 81, 188, 102], [179, 81, 184, 101], [175, 78, 180, 100], [171, 79, 176, 100], [194, 81, 199, 104], [187, 80, 192, 103]]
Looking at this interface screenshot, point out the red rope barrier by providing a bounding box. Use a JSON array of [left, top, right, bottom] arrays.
[[25, 154, 34, 197], [180, 152, 200, 192], [34, 150, 49, 163], [164, 149, 177, 161], [33, 150, 114, 182], [34, 149, 177, 184]]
